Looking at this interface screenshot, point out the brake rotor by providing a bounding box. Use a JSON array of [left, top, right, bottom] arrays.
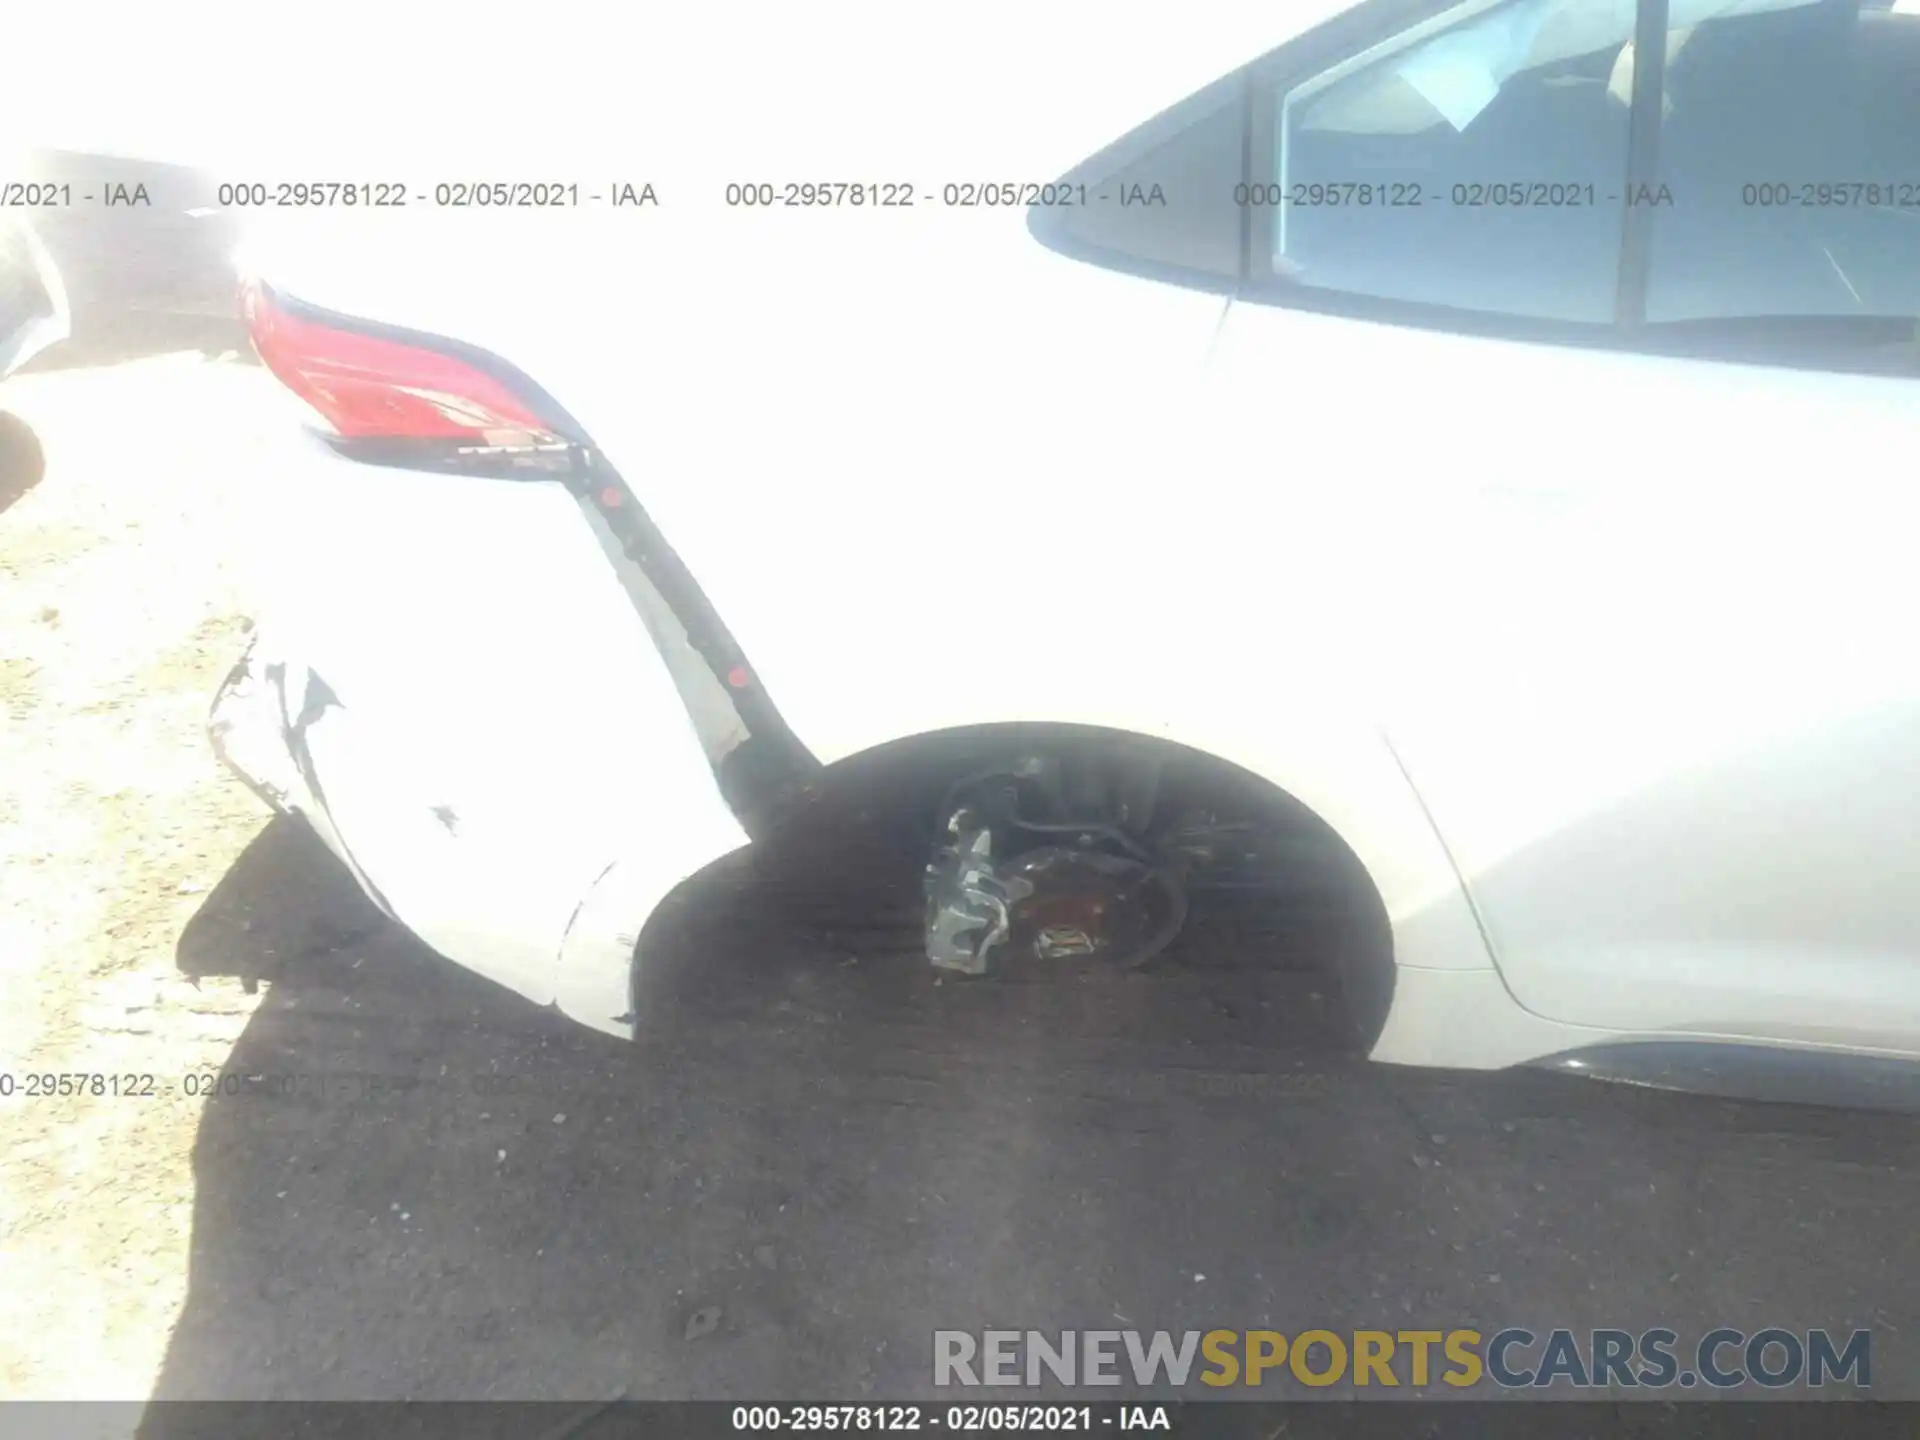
[[1005, 848, 1165, 963]]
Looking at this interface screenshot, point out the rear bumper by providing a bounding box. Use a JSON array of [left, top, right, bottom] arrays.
[[207, 633, 396, 922], [204, 285, 811, 1039], [208, 625, 750, 1039]]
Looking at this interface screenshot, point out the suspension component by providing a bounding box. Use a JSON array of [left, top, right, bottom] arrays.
[[921, 752, 1189, 976]]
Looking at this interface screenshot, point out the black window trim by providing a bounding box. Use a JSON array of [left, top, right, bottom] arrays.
[[1024, 69, 1249, 300], [1030, 0, 1920, 380], [1615, 0, 1672, 325]]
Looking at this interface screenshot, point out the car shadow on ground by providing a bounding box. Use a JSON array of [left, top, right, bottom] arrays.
[[138, 815, 1920, 1431]]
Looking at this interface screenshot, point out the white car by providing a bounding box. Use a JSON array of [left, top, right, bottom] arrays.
[[0, 211, 66, 381], [212, 0, 1920, 1104], [0, 210, 66, 502]]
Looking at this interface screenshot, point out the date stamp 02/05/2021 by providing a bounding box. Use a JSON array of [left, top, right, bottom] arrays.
[[6, 173, 1917, 213]]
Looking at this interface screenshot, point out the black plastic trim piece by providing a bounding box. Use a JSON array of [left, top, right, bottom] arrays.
[[1533, 1041, 1920, 1114], [1614, 0, 1672, 325]]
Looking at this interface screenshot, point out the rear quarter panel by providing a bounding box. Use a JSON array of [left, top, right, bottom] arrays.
[[234, 0, 1496, 999]]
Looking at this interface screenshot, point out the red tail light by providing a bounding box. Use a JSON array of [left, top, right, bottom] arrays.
[[241, 279, 563, 448]]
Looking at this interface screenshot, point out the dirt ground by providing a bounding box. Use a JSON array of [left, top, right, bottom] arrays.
[[0, 350, 273, 1398], [4, 346, 1920, 1429]]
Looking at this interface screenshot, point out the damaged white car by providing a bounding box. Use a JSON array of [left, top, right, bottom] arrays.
[[0, 211, 66, 381], [214, 0, 1920, 1105]]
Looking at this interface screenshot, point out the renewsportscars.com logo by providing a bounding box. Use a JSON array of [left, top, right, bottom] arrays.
[[933, 1328, 1872, 1391]]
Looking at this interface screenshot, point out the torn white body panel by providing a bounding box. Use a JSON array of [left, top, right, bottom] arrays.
[[201, 0, 1920, 1082]]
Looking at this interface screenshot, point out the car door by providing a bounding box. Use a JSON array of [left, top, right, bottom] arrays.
[[1244, 0, 1920, 1053], [1043, 0, 1920, 1053]]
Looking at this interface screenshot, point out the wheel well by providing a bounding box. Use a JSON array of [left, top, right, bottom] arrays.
[[752, 722, 1397, 1055]]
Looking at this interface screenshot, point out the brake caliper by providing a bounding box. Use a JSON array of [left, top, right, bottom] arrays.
[[923, 814, 1036, 975], [921, 753, 1188, 977]]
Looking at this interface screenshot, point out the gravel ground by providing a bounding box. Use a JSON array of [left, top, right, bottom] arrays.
[[0, 349, 273, 1398], [2, 344, 1918, 1423]]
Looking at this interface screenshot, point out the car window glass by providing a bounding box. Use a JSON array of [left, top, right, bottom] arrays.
[[1031, 88, 1248, 290], [1267, 0, 1823, 322], [1647, 0, 1920, 323]]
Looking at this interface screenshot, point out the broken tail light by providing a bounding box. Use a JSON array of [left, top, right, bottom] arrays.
[[241, 279, 823, 837], [240, 279, 578, 470]]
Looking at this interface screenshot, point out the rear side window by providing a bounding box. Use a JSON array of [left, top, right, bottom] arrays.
[[1033, 0, 1920, 370], [1270, 0, 1636, 323]]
